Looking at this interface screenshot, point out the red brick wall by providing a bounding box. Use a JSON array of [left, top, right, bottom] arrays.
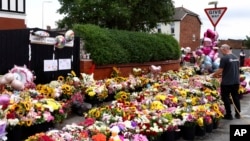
[[0, 17, 26, 30], [218, 39, 244, 49], [80, 60, 181, 80], [179, 15, 201, 51]]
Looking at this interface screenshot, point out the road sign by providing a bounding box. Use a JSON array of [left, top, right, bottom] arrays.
[[204, 7, 227, 27]]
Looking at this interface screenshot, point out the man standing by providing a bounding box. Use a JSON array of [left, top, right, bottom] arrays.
[[211, 44, 241, 119], [239, 49, 246, 67]]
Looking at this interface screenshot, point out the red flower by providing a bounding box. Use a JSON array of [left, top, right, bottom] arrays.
[[38, 135, 54, 141]]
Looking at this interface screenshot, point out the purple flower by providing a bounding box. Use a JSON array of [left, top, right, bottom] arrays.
[[131, 121, 137, 127]]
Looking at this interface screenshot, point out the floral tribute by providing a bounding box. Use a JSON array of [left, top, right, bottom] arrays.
[[2, 65, 249, 141]]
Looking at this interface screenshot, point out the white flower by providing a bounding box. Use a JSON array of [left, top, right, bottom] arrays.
[[7, 118, 19, 126]]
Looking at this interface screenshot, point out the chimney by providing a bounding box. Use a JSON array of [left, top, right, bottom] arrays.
[[46, 25, 51, 30]]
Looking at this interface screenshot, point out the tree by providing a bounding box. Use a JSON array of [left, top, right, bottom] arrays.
[[244, 36, 250, 49], [56, 0, 175, 31]]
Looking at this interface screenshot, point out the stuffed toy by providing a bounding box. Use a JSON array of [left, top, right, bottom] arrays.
[[198, 29, 220, 73], [0, 65, 35, 90]]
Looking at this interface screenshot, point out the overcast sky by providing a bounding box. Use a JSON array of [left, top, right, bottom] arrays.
[[26, 0, 250, 40], [173, 0, 250, 40]]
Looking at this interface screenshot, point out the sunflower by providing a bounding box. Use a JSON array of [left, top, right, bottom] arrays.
[[95, 110, 101, 119], [212, 103, 219, 111], [97, 91, 108, 101], [88, 108, 97, 117], [36, 84, 43, 90], [58, 76, 65, 82], [22, 101, 32, 111], [124, 101, 131, 107], [26, 119, 33, 126], [121, 94, 128, 100], [16, 109, 25, 117], [129, 106, 137, 112], [61, 84, 73, 95]]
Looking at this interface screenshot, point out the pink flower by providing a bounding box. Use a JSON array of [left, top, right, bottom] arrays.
[[79, 117, 95, 127], [132, 134, 148, 141]]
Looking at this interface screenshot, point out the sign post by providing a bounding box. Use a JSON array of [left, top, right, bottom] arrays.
[[204, 7, 227, 31]]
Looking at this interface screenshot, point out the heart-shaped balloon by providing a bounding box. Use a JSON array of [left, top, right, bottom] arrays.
[[65, 30, 74, 42], [55, 35, 66, 49]]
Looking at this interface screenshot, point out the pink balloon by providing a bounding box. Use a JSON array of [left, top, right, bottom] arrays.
[[0, 94, 10, 106], [204, 32, 207, 38], [214, 31, 219, 40], [206, 29, 215, 39]]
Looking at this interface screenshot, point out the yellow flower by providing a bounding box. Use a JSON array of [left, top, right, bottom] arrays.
[[36, 84, 43, 90], [43, 98, 61, 111], [22, 101, 32, 111], [95, 110, 101, 118], [197, 117, 204, 126], [191, 97, 197, 105], [155, 94, 167, 101], [121, 94, 128, 100], [212, 103, 219, 111], [150, 101, 164, 110], [58, 76, 65, 82], [172, 97, 178, 103], [179, 90, 187, 97], [71, 70, 76, 77], [26, 119, 33, 126], [88, 91, 96, 97]]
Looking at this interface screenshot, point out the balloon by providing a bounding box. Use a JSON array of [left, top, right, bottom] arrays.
[[65, 30, 74, 42], [55, 35, 66, 49], [206, 29, 215, 39], [0, 94, 10, 106], [214, 31, 219, 40]]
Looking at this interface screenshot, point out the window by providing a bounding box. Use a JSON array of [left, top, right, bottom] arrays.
[[170, 22, 175, 34], [0, 0, 25, 13]]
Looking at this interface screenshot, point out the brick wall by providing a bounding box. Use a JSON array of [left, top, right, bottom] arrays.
[[218, 39, 244, 49], [0, 17, 26, 30], [179, 15, 201, 51]]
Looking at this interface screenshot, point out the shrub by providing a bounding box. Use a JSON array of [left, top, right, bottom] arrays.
[[73, 24, 181, 65]]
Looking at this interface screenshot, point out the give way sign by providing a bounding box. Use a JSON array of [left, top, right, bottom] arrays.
[[204, 7, 227, 27]]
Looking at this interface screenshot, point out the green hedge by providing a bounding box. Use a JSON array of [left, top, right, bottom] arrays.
[[73, 24, 181, 66]]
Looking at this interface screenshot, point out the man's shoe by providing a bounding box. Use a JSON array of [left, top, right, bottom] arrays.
[[223, 114, 233, 120], [235, 114, 241, 119]]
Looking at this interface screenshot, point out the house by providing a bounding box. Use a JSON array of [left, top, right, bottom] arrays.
[[0, 0, 26, 30], [156, 7, 202, 51]]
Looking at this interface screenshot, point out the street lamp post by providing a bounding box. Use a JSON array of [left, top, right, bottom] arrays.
[[208, 1, 218, 31], [42, 1, 52, 29]]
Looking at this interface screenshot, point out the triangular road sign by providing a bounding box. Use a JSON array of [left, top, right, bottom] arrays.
[[204, 7, 227, 27]]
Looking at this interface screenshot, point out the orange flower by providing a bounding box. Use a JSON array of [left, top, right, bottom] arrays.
[[92, 133, 107, 141]]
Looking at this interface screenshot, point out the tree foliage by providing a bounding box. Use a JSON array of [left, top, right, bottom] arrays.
[[57, 0, 175, 31], [245, 36, 250, 49]]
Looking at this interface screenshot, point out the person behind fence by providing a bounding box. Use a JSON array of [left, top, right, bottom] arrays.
[[211, 44, 241, 120], [239, 49, 245, 67]]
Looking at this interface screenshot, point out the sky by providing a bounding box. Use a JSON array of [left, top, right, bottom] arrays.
[[26, 0, 63, 29], [173, 0, 250, 40], [26, 0, 250, 40]]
